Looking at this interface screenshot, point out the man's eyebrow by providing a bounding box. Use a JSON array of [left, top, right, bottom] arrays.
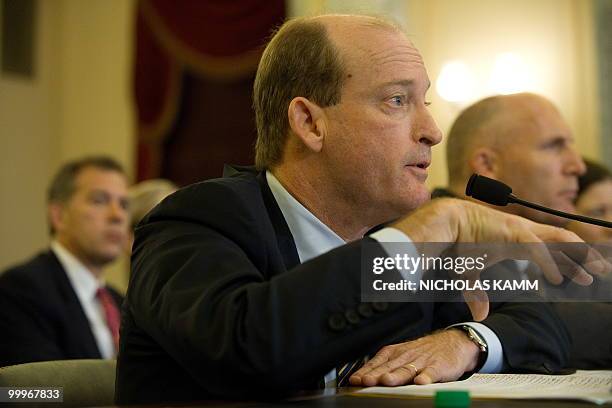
[[87, 189, 113, 197], [378, 80, 415, 89], [540, 134, 573, 146], [377, 79, 431, 91]]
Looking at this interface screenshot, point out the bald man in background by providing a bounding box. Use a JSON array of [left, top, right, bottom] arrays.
[[440, 92, 584, 226], [435, 92, 612, 369]]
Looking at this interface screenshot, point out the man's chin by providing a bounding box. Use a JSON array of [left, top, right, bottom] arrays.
[[414, 183, 431, 201], [91, 247, 122, 266], [398, 187, 431, 213]]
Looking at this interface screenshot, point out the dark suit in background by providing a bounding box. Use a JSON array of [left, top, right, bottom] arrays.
[[116, 168, 570, 404], [0, 251, 123, 367]]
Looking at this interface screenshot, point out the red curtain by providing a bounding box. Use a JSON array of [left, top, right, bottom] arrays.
[[134, 0, 285, 184]]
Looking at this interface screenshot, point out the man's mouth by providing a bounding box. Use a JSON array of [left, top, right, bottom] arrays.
[[106, 231, 125, 243], [406, 160, 430, 169], [559, 189, 578, 201], [405, 161, 430, 180]]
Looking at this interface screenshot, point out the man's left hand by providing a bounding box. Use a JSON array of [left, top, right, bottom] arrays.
[[349, 329, 480, 386]]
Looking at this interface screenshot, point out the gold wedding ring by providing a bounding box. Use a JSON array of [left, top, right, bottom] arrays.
[[407, 363, 419, 375]]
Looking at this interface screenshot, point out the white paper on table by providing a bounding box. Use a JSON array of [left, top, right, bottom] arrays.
[[356, 370, 612, 405]]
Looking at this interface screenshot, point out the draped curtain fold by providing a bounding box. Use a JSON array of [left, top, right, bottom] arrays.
[[134, 0, 285, 184]]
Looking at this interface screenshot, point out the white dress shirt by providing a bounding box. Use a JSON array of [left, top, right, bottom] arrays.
[[265, 171, 503, 381], [50, 241, 115, 359]]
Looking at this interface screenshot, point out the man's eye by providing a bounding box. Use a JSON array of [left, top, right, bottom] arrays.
[[90, 194, 109, 205], [120, 198, 130, 211], [389, 95, 406, 106], [425, 101, 432, 107], [544, 138, 566, 150]]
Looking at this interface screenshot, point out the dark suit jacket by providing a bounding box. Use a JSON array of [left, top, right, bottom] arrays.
[[432, 187, 612, 369], [0, 250, 123, 367], [116, 168, 570, 404]]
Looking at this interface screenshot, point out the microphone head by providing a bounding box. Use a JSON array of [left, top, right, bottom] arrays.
[[465, 174, 513, 206]]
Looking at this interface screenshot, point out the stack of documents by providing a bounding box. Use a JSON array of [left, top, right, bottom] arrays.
[[356, 370, 612, 405]]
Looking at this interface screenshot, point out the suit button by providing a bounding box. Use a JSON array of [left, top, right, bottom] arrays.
[[345, 309, 361, 325], [372, 302, 389, 312], [357, 304, 374, 318], [328, 313, 347, 331]]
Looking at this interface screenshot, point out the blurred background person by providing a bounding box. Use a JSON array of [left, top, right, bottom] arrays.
[[568, 159, 612, 243], [438, 92, 586, 226], [0, 156, 129, 367], [126, 179, 177, 253]]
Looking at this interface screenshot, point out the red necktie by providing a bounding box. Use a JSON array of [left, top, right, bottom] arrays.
[[96, 287, 120, 353]]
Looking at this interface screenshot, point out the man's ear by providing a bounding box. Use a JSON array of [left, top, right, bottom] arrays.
[[469, 147, 500, 178], [48, 202, 65, 234], [287, 97, 327, 153]]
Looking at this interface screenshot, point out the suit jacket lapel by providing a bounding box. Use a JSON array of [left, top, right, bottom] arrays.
[[223, 165, 301, 270], [222, 164, 303, 270]]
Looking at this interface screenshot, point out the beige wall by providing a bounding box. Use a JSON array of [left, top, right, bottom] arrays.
[[0, 0, 135, 291], [0, 0, 60, 272], [57, 0, 134, 170]]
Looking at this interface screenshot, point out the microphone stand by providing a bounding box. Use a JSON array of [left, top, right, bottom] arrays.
[[509, 195, 612, 228]]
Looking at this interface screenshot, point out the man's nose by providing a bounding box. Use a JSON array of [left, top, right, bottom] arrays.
[[414, 107, 443, 146], [108, 200, 128, 224], [565, 148, 586, 176]]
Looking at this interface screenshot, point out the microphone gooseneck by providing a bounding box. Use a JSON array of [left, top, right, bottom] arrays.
[[465, 174, 612, 228]]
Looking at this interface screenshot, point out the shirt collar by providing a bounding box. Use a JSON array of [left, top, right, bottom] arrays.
[[50, 240, 103, 303], [266, 171, 345, 263]]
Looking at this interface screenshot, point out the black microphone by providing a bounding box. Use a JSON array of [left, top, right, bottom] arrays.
[[465, 174, 612, 228]]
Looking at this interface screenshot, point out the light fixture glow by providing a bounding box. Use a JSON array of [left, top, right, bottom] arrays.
[[436, 61, 475, 103]]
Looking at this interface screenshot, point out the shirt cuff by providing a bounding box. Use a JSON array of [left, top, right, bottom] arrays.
[[450, 322, 504, 373], [370, 227, 413, 244], [370, 227, 422, 282]]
